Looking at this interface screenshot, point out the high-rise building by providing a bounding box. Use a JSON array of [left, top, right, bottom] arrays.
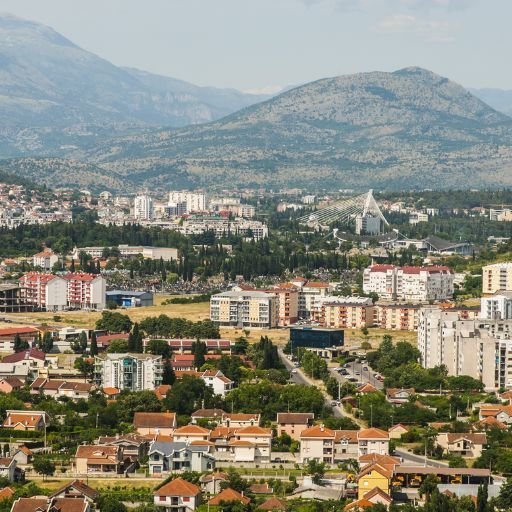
[[482, 262, 512, 296], [418, 306, 512, 390], [134, 195, 154, 220], [480, 292, 512, 320], [94, 353, 163, 391], [168, 191, 207, 213]]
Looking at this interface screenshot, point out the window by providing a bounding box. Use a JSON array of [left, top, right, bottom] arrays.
[[183, 497, 190, 502], [159, 496, 166, 502]]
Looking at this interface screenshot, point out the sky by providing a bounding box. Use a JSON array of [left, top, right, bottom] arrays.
[[1, 0, 510, 92]]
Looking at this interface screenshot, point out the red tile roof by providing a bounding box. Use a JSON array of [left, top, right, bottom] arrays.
[[0, 327, 39, 338], [208, 488, 250, 505], [155, 477, 201, 497], [133, 412, 176, 429]]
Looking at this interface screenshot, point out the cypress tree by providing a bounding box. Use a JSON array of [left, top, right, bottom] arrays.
[[162, 360, 176, 385], [90, 331, 98, 356]]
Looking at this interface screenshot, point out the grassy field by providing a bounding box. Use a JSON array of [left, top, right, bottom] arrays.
[[35, 477, 157, 491]]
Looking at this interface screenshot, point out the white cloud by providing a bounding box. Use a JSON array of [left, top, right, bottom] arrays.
[[375, 13, 456, 42]]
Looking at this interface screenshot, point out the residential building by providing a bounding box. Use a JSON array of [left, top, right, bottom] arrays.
[[363, 265, 454, 301], [490, 208, 512, 222], [272, 285, 299, 326], [386, 388, 415, 404], [74, 445, 123, 474], [377, 304, 420, 331], [300, 424, 335, 464], [134, 194, 154, 220], [30, 378, 93, 400], [0, 364, 29, 382], [479, 405, 512, 424], [230, 426, 272, 463], [276, 413, 314, 441], [1, 349, 46, 380], [418, 307, 512, 390], [2, 410, 49, 431], [436, 433, 487, 459], [0, 284, 33, 313], [0, 458, 16, 482], [208, 488, 250, 507], [335, 430, 359, 460], [221, 413, 260, 428], [0, 377, 23, 394], [173, 425, 210, 444], [168, 191, 207, 213], [200, 370, 233, 397], [482, 262, 512, 295], [0, 328, 39, 352], [11, 498, 89, 512], [72, 245, 178, 261], [11, 446, 33, 467], [133, 412, 177, 436], [32, 249, 59, 271], [148, 441, 215, 475], [357, 428, 390, 458], [190, 409, 226, 425], [293, 281, 330, 320], [480, 291, 512, 320], [154, 477, 202, 512], [94, 353, 163, 391], [388, 424, 409, 440], [97, 435, 149, 462], [49, 480, 99, 504], [64, 273, 106, 310], [313, 297, 375, 329], [210, 291, 279, 329], [19, 273, 67, 311]]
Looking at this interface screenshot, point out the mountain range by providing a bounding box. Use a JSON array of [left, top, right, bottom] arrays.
[[0, 14, 512, 191]]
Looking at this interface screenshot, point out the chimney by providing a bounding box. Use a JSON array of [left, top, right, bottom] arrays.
[[320, 424, 324, 432]]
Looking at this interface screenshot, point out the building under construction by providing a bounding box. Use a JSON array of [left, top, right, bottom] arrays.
[[0, 283, 33, 313]]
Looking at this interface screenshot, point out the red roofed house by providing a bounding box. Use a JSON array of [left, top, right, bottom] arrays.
[[357, 428, 390, 458], [208, 488, 250, 507], [154, 477, 202, 512], [345, 488, 392, 511], [2, 410, 49, 432], [300, 424, 336, 464], [134, 412, 177, 436], [229, 426, 272, 463], [2, 348, 46, 380], [173, 425, 211, 443], [74, 445, 122, 475], [0, 327, 40, 352], [172, 355, 196, 371], [0, 377, 23, 394], [201, 370, 233, 397], [276, 412, 314, 440], [11, 497, 90, 512], [32, 250, 59, 271], [63, 273, 106, 310]]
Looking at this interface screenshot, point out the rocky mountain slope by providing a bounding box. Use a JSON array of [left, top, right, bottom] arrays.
[[73, 67, 512, 191], [0, 14, 265, 156]]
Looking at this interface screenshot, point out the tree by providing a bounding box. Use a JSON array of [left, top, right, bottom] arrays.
[[162, 360, 176, 385], [96, 311, 133, 333], [33, 456, 56, 481], [71, 331, 89, 354], [497, 477, 512, 510], [147, 339, 171, 358], [74, 357, 94, 379], [419, 474, 438, 502], [220, 467, 249, 493], [233, 337, 249, 355], [98, 496, 128, 512], [132, 323, 144, 353], [304, 459, 325, 485], [41, 332, 54, 353], [13, 334, 29, 353], [477, 482, 488, 512], [107, 339, 129, 353], [192, 340, 207, 368], [90, 331, 98, 356]]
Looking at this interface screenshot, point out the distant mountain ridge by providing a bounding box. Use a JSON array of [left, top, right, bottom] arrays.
[[470, 88, 512, 117], [68, 67, 512, 191], [0, 13, 267, 156]]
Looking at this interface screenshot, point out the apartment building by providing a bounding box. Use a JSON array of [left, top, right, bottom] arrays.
[[19, 273, 67, 311], [210, 291, 279, 328], [418, 306, 512, 390], [94, 353, 163, 391], [19, 272, 106, 311], [482, 262, 512, 295], [134, 195, 154, 220], [480, 291, 512, 320], [312, 297, 376, 329], [64, 273, 106, 310], [377, 304, 420, 331], [72, 245, 178, 261], [168, 191, 207, 213], [363, 265, 454, 301], [289, 279, 330, 320], [32, 249, 59, 271], [272, 285, 299, 326]]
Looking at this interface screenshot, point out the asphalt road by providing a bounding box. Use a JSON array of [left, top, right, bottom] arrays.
[[395, 448, 449, 468], [331, 360, 384, 391]]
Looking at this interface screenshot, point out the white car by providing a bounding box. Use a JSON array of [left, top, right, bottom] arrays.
[[291, 369, 298, 374]]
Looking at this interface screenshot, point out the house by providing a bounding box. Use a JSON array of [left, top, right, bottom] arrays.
[[74, 445, 123, 474], [0, 327, 39, 352], [97, 434, 149, 462], [300, 424, 335, 464], [0, 458, 16, 482], [173, 425, 210, 444], [249, 483, 273, 495], [231, 426, 272, 463], [335, 430, 359, 460], [154, 477, 202, 512], [0, 377, 23, 394], [0, 487, 14, 501], [33, 250, 59, 271], [199, 472, 228, 494], [357, 428, 390, 458], [30, 378, 93, 400], [221, 413, 260, 428], [436, 433, 487, 459], [2, 410, 49, 431], [0, 364, 29, 382], [148, 441, 215, 475], [102, 387, 121, 400], [388, 424, 409, 440], [356, 462, 394, 500], [357, 383, 379, 395], [155, 385, 172, 400], [257, 497, 288, 511], [475, 416, 507, 430], [345, 488, 393, 511], [479, 404, 512, 424], [11, 446, 33, 467], [191, 409, 226, 425], [276, 412, 314, 441], [172, 355, 196, 371], [11, 498, 89, 512], [49, 480, 99, 504], [134, 412, 177, 436], [208, 488, 250, 507], [200, 370, 233, 397], [2, 348, 46, 380], [386, 388, 415, 404]]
